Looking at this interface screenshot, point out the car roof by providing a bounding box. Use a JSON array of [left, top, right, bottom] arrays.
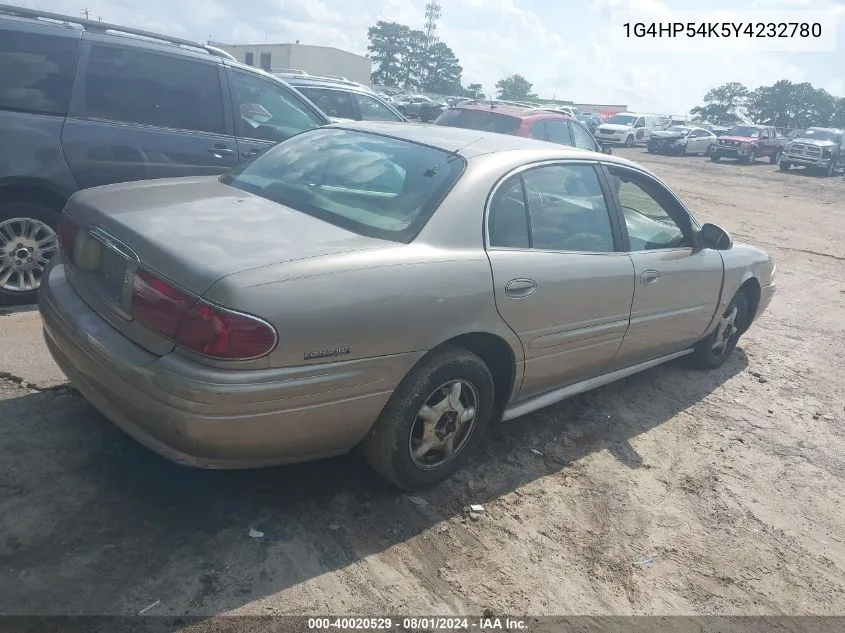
[[282, 76, 373, 94], [327, 121, 647, 169]]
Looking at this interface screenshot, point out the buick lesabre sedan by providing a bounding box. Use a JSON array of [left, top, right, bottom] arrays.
[[40, 122, 776, 490]]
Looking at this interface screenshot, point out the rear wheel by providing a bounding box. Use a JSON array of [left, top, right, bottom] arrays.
[[624, 135, 634, 147], [361, 345, 495, 490], [0, 202, 60, 304], [690, 292, 749, 370]]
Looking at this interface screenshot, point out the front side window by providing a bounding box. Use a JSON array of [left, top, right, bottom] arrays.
[[296, 86, 357, 120], [0, 30, 80, 115], [354, 93, 403, 121], [229, 70, 324, 142], [521, 164, 615, 253], [220, 128, 465, 242], [606, 166, 691, 251], [569, 121, 598, 150], [83, 45, 224, 134], [529, 120, 547, 141]]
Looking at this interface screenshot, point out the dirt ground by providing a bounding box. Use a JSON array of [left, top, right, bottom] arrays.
[[1, 149, 843, 619]]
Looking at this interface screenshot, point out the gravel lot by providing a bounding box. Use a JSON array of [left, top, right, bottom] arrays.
[[1, 148, 843, 618]]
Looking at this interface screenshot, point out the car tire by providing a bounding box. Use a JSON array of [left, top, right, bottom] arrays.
[[624, 135, 634, 147], [825, 161, 836, 177], [705, 144, 714, 156], [0, 201, 61, 305], [689, 291, 749, 370], [779, 161, 791, 171], [746, 149, 756, 164], [361, 345, 495, 490], [769, 150, 781, 165], [710, 153, 721, 162]]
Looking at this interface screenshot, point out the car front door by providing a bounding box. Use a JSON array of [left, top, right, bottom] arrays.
[[568, 120, 601, 152], [602, 164, 724, 367], [226, 68, 325, 160], [62, 36, 238, 189], [485, 162, 635, 400]]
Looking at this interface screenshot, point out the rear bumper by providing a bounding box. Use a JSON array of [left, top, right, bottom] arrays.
[[39, 263, 419, 469]]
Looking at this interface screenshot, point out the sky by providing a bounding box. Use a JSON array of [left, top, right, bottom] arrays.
[[16, 0, 845, 114]]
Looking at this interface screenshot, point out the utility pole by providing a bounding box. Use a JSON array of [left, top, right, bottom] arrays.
[[424, 0, 442, 49], [82, 7, 91, 19]]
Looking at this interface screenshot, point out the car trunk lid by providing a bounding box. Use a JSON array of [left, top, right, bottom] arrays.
[[62, 176, 388, 356]]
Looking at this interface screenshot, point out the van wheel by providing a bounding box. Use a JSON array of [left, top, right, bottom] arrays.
[[0, 202, 60, 304], [362, 345, 495, 490], [624, 135, 634, 147]]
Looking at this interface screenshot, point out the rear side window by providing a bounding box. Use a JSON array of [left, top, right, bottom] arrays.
[[544, 119, 572, 145], [435, 108, 521, 135], [297, 86, 357, 119], [0, 30, 80, 115], [82, 45, 224, 134]]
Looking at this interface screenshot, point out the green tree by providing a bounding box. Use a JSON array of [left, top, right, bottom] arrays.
[[689, 81, 749, 124], [832, 97, 845, 127], [421, 42, 463, 94], [367, 21, 412, 87], [495, 74, 536, 100], [464, 83, 484, 98], [746, 80, 837, 128], [401, 29, 428, 90]]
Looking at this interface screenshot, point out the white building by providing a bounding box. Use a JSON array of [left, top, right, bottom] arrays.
[[209, 41, 372, 85]]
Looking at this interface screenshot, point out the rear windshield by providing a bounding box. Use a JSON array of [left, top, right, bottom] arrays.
[[434, 108, 521, 135], [219, 128, 465, 243]]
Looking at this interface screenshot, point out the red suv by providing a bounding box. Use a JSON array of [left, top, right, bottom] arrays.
[[433, 101, 611, 154]]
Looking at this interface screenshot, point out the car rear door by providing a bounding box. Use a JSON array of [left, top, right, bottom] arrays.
[[485, 161, 635, 401], [225, 67, 326, 160], [602, 163, 724, 367], [62, 35, 239, 189]]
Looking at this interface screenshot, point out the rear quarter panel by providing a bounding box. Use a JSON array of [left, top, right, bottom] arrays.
[[201, 245, 524, 375]]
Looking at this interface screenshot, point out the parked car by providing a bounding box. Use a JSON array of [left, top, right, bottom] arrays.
[[395, 95, 446, 122], [280, 76, 406, 123], [710, 125, 786, 164], [779, 127, 844, 177], [647, 126, 717, 156], [577, 113, 602, 133], [41, 121, 775, 490], [433, 102, 612, 155], [594, 113, 665, 147], [0, 4, 328, 303]]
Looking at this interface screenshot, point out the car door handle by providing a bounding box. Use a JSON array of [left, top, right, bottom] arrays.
[[208, 146, 235, 157], [505, 278, 537, 298], [640, 270, 661, 285], [241, 148, 263, 158]]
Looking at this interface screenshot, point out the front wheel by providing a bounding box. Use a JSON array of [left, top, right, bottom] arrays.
[[361, 345, 495, 490], [779, 160, 791, 171], [705, 143, 714, 156], [746, 149, 757, 164], [769, 150, 781, 165], [825, 161, 837, 177], [0, 202, 60, 305], [710, 152, 721, 162], [690, 292, 749, 370], [624, 135, 634, 147]]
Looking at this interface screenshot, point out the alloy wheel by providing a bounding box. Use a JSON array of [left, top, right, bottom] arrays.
[[712, 305, 739, 356], [0, 217, 59, 293], [408, 379, 479, 470]]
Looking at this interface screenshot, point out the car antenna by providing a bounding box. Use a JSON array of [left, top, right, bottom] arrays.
[[423, 137, 485, 177]]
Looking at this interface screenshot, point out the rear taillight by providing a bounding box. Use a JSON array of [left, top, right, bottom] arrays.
[[131, 268, 277, 360], [131, 268, 196, 338], [57, 213, 80, 264]]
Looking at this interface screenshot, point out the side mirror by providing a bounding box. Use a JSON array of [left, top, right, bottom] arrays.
[[699, 223, 733, 250], [601, 144, 613, 155]]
